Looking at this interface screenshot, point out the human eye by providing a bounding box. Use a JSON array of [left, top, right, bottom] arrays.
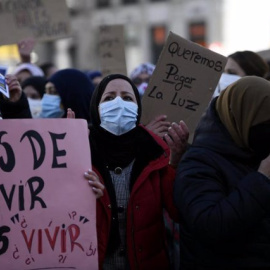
[[103, 96, 114, 101], [123, 95, 134, 102]]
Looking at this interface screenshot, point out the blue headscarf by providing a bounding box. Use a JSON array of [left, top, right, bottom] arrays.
[[48, 68, 94, 123]]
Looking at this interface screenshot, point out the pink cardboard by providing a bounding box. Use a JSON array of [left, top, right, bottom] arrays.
[[0, 119, 98, 270]]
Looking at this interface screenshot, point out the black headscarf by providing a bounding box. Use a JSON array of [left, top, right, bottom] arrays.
[[48, 68, 94, 122], [21, 76, 46, 98], [89, 73, 142, 169]]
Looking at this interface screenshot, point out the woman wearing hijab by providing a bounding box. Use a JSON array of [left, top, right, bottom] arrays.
[[174, 76, 270, 269], [83, 74, 189, 270], [21, 75, 46, 118], [40, 68, 94, 122]]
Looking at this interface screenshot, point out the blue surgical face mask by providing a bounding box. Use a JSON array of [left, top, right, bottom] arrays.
[[40, 94, 64, 118], [99, 96, 138, 136], [27, 98, 42, 118]]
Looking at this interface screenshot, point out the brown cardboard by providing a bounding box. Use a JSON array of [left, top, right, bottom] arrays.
[[99, 25, 127, 77], [141, 31, 227, 142], [0, 0, 71, 45]]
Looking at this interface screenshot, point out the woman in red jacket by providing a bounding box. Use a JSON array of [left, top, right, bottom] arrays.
[[84, 74, 189, 270]]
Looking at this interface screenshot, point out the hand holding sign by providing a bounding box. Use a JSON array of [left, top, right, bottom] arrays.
[[164, 120, 189, 167], [84, 169, 105, 199], [141, 32, 227, 142], [5, 74, 22, 102]]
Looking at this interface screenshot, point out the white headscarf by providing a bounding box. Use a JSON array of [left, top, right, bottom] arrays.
[[12, 63, 44, 77]]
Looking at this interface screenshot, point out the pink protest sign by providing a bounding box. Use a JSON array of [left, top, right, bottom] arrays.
[[0, 119, 98, 270]]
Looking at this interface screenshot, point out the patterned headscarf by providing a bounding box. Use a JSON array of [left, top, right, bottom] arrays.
[[130, 62, 155, 80]]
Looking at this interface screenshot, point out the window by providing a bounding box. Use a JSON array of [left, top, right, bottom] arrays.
[[96, 0, 110, 8], [188, 21, 207, 47], [150, 25, 167, 64]]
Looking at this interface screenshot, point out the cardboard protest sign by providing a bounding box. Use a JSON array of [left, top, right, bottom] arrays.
[[0, 119, 98, 270], [99, 24, 127, 77], [141, 32, 227, 142], [0, 0, 71, 45]]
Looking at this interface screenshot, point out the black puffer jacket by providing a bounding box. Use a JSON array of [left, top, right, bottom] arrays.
[[174, 98, 270, 270], [0, 92, 31, 119]]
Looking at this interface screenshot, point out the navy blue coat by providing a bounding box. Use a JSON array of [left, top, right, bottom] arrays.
[[174, 98, 270, 270]]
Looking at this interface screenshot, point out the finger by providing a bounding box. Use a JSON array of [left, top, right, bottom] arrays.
[[154, 114, 167, 122], [67, 108, 73, 119], [92, 187, 104, 199], [167, 123, 180, 142], [179, 120, 189, 140], [146, 115, 168, 128], [88, 179, 105, 190]]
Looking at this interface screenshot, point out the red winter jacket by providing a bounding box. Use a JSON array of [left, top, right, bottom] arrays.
[[93, 129, 179, 270]]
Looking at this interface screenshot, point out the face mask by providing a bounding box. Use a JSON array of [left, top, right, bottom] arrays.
[[28, 98, 42, 118], [213, 73, 241, 98], [40, 94, 64, 118], [137, 82, 148, 98], [99, 96, 138, 136]]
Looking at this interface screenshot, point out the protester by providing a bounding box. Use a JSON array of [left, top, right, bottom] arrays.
[[130, 62, 155, 97], [0, 74, 31, 118], [213, 50, 269, 98], [39, 62, 58, 79], [12, 62, 44, 85], [21, 76, 46, 118], [174, 76, 270, 269], [212, 73, 241, 98], [224, 50, 269, 78], [40, 68, 94, 122], [86, 70, 103, 88], [81, 74, 189, 270]]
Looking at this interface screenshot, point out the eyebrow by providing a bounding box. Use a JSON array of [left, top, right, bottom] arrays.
[[103, 90, 135, 95]]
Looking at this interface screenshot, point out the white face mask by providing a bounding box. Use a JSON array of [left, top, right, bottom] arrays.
[[27, 98, 42, 118], [99, 96, 138, 136]]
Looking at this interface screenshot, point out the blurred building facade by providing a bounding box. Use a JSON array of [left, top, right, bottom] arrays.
[[34, 0, 223, 74], [29, 0, 270, 74]]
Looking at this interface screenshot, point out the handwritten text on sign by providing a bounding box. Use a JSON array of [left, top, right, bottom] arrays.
[[0, 119, 98, 270], [141, 32, 227, 141], [0, 0, 71, 45], [99, 24, 127, 76]]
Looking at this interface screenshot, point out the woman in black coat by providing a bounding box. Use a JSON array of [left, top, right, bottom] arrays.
[[174, 76, 270, 270]]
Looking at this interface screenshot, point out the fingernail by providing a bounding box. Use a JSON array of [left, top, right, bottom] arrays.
[[88, 180, 93, 184]]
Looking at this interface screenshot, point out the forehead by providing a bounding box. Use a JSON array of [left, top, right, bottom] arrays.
[[103, 79, 134, 94]]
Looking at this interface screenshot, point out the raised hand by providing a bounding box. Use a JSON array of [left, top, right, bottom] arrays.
[[164, 120, 189, 168], [145, 114, 171, 138]]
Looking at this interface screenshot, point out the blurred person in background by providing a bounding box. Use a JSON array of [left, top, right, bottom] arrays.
[[12, 62, 44, 85], [40, 68, 94, 122], [130, 62, 155, 98], [21, 76, 46, 118], [213, 50, 269, 98], [224, 50, 269, 78], [39, 62, 58, 79], [86, 70, 103, 88]]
